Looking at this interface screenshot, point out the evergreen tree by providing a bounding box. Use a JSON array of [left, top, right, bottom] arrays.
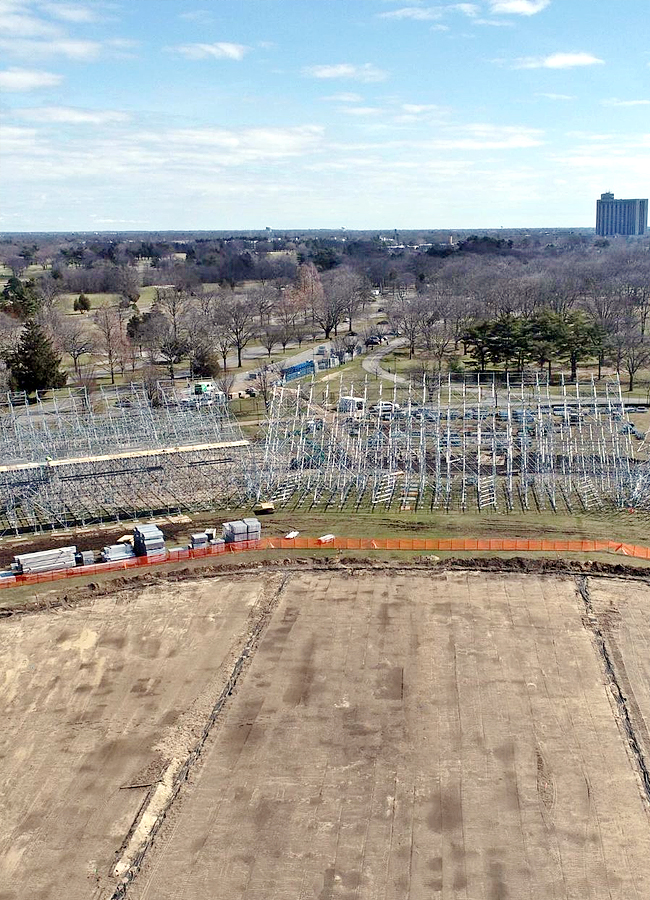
[[5, 320, 67, 393], [1, 276, 40, 318], [73, 293, 91, 313]]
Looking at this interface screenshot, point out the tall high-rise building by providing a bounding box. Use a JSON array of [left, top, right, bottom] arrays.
[[596, 192, 648, 236]]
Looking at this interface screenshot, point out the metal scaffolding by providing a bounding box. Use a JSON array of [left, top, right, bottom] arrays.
[[0, 381, 253, 534], [258, 372, 639, 514], [1, 372, 645, 535]]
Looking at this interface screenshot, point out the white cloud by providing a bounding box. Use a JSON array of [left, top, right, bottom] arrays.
[[15, 105, 130, 124], [426, 123, 543, 149], [324, 92, 363, 103], [489, 0, 550, 13], [0, 36, 101, 58], [0, 66, 63, 90], [379, 6, 443, 20], [304, 63, 387, 82], [536, 92, 574, 100], [602, 98, 650, 108], [39, 3, 97, 22], [331, 123, 543, 152], [173, 42, 249, 60], [133, 125, 325, 163], [474, 17, 513, 26], [401, 103, 443, 114], [452, 3, 479, 16], [0, 124, 40, 151], [341, 106, 383, 116], [1, 9, 60, 37], [515, 52, 604, 69]]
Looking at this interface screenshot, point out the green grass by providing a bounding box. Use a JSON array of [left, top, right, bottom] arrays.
[[3, 504, 650, 611], [57, 292, 122, 315], [236, 506, 650, 546]]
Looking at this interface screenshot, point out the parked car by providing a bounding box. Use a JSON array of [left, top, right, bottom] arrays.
[[371, 401, 400, 413]]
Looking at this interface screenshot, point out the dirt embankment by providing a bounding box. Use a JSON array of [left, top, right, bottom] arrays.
[[3, 555, 649, 619]]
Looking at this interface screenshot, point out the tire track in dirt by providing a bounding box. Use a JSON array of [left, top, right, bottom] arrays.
[[576, 575, 650, 806], [108, 572, 292, 900]]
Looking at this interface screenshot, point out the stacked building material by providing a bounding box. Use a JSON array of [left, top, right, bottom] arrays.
[[243, 517, 262, 540], [133, 525, 165, 557], [101, 544, 136, 562], [11, 545, 77, 575], [222, 520, 247, 543], [190, 532, 209, 549], [78, 550, 97, 567], [222, 517, 261, 544]]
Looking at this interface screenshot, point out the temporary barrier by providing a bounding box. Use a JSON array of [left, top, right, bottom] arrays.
[[2, 535, 650, 590]]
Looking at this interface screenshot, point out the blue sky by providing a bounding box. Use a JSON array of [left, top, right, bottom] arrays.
[[1, 0, 649, 231]]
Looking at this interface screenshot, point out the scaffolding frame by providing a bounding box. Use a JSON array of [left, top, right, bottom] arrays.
[[0, 372, 644, 535], [259, 372, 638, 515], [0, 381, 253, 535]]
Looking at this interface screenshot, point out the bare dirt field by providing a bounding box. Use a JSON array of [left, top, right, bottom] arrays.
[[0, 574, 280, 900], [3, 567, 650, 899]]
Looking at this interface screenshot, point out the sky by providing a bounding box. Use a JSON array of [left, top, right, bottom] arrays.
[[1, 0, 650, 231]]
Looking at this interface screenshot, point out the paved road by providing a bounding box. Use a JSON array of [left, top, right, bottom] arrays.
[[361, 337, 408, 384], [230, 341, 333, 391]]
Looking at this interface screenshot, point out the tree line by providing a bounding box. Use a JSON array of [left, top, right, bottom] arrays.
[[3, 233, 650, 393]]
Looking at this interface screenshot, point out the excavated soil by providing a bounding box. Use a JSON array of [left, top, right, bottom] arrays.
[[3, 566, 650, 899]]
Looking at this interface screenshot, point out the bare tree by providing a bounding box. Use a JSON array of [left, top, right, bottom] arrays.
[[253, 363, 279, 412], [0, 358, 9, 392], [309, 271, 350, 340], [214, 325, 234, 372], [621, 328, 650, 392], [35, 273, 61, 309], [259, 324, 279, 358], [251, 287, 273, 325], [216, 370, 236, 398], [73, 365, 98, 409], [421, 320, 453, 372], [0, 311, 23, 354], [293, 262, 323, 324], [227, 297, 257, 367], [153, 286, 190, 342], [390, 295, 428, 359], [94, 307, 123, 384], [60, 319, 94, 376], [293, 322, 308, 348], [116, 265, 141, 303]]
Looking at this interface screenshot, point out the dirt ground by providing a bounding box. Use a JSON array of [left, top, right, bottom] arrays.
[[0, 574, 280, 900], [4, 568, 650, 899]]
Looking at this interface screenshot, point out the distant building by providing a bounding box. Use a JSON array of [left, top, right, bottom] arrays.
[[596, 192, 648, 236]]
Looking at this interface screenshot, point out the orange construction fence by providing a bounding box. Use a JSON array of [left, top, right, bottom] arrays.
[[0, 535, 649, 590]]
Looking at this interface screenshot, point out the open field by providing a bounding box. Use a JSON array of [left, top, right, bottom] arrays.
[[0, 574, 278, 899], [4, 567, 650, 898]]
